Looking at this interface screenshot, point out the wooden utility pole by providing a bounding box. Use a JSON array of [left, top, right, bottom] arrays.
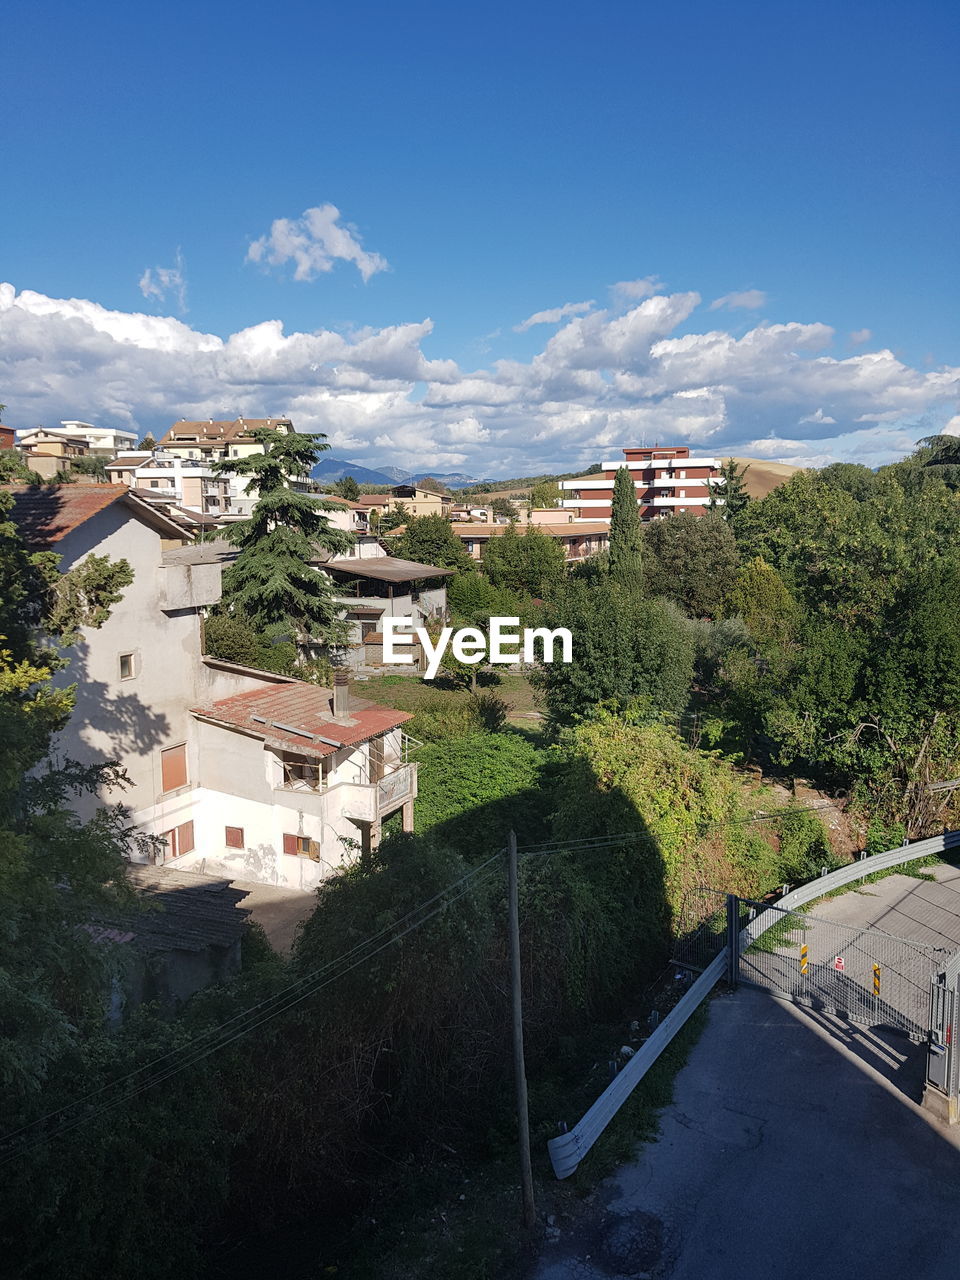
[[507, 829, 536, 1229]]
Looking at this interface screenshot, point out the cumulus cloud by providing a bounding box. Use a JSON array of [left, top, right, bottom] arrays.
[[514, 300, 595, 332], [247, 204, 388, 283], [139, 248, 187, 312], [709, 289, 767, 311], [1, 280, 958, 477], [850, 328, 873, 345]]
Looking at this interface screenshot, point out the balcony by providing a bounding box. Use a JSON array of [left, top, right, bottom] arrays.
[[650, 495, 722, 507], [343, 763, 418, 823]]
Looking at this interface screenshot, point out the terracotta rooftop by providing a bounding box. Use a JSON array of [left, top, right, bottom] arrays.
[[191, 682, 411, 758], [158, 417, 292, 446], [3, 483, 128, 545], [356, 494, 390, 506], [450, 522, 609, 539]]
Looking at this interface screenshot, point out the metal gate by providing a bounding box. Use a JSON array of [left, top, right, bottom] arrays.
[[735, 896, 951, 1040]]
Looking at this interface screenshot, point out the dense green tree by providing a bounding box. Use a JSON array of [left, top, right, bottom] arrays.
[[644, 512, 739, 617], [482, 521, 566, 597], [490, 495, 519, 520], [379, 500, 409, 532], [65, 454, 107, 480], [333, 474, 361, 501], [529, 479, 562, 509], [711, 457, 750, 519], [212, 427, 354, 644], [536, 578, 694, 731], [815, 462, 877, 500], [726, 556, 801, 650], [608, 465, 643, 587], [392, 512, 473, 571], [138, 432, 157, 450], [733, 468, 960, 626]]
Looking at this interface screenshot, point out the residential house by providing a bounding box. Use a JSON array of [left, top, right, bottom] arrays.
[[0, 425, 14, 450], [156, 417, 300, 516], [17, 428, 92, 479], [53, 420, 139, 457], [8, 483, 421, 892], [448, 521, 610, 564], [318, 547, 453, 669], [105, 448, 232, 516], [388, 481, 453, 518], [559, 446, 724, 521]]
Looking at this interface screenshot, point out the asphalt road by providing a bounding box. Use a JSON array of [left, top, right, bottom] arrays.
[[533, 985, 960, 1280]]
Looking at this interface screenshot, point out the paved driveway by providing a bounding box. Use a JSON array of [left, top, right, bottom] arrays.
[[534, 873, 960, 1280]]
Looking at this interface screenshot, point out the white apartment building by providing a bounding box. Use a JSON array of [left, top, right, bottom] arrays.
[[560, 446, 725, 521], [156, 417, 305, 516], [55, 420, 139, 456], [8, 483, 422, 892], [105, 449, 231, 517]]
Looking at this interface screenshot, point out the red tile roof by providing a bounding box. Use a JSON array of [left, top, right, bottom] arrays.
[[191, 682, 411, 758], [158, 417, 292, 446], [3, 484, 128, 546]]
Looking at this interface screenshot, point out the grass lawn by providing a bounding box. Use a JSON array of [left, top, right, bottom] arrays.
[[358, 667, 541, 723]]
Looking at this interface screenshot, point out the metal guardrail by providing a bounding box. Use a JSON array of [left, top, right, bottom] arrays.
[[547, 829, 960, 1179]]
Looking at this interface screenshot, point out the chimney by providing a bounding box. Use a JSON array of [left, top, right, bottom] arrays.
[[332, 669, 350, 720]]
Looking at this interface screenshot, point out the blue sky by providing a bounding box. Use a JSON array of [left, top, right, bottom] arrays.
[[2, 0, 958, 476]]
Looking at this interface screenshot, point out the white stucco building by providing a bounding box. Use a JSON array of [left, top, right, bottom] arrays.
[[105, 448, 232, 517], [54, 420, 139, 456], [8, 483, 420, 891]]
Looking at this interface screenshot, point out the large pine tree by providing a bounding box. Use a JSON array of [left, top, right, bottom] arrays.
[[608, 465, 643, 586], [213, 427, 354, 644]]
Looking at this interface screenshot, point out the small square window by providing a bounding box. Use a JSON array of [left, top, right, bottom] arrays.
[[225, 826, 244, 849], [119, 653, 136, 680]]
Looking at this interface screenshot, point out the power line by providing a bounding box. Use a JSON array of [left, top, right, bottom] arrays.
[[518, 803, 841, 859], [0, 855, 503, 1165]]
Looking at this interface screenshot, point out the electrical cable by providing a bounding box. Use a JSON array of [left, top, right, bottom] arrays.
[[0, 854, 502, 1163]]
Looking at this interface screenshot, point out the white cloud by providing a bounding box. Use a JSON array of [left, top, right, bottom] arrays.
[[610, 277, 663, 303], [709, 289, 767, 311], [247, 204, 388, 283], [941, 414, 960, 437], [514, 300, 595, 332], [1, 279, 958, 479], [139, 248, 187, 312], [799, 408, 837, 424], [850, 328, 873, 345]]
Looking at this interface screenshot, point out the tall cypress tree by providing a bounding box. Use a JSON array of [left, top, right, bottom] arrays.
[[213, 427, 354, 644], [608, 465, 643, 586]]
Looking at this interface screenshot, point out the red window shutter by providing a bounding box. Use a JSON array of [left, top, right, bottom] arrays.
[[225, 826, 244, 849], [283, 833, 298, 856], [161, 744, 188, 793], [177, 821, 194, 855]]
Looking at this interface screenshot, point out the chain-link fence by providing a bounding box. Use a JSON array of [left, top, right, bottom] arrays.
[[737, 896, 951, 1039], [672, 886, 729, 973]]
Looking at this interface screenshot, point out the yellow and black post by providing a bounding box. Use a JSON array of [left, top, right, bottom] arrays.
[[873, 963, 881, 1005]]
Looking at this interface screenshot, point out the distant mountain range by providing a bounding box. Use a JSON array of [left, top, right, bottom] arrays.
[[310, 456, 485, 490]]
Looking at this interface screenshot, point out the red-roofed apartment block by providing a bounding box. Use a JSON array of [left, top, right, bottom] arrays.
[[559, 446, 724, 522]]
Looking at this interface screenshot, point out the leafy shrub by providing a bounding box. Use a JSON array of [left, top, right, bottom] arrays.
[[467, 690, 509, 732]]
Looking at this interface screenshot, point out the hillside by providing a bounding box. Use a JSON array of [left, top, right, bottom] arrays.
[[731, 456, 806, 499]]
